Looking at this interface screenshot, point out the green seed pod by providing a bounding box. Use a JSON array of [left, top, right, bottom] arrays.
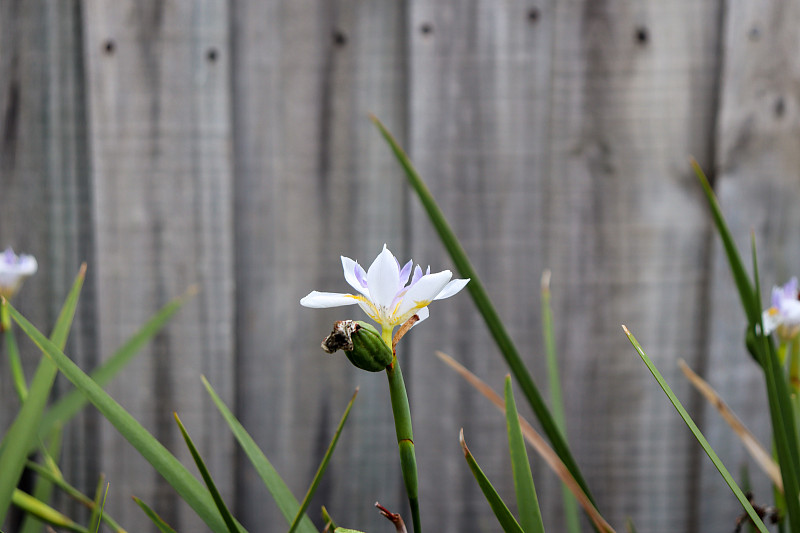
[[322, 320, 393, 372]]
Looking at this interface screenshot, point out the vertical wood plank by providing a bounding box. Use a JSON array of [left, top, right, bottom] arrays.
[[407, 2, 559, 531], [82, 1, 235, 529], [0, 1, 96, 528], [231, 1, 408, 530], [702, 1, 800, 530], [408, 0, 723, 530]]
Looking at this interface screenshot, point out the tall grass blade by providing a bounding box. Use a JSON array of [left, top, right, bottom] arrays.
[[371, 114, 595, 509], [459, 429, 525, 533], [5, 303, 239, 533], [679, 360, 782, 490], [19, 426, 63, 533], [691, 160, 758, 324], [87, 477, 107, 533], [622, 325, 769, 533], [541, 271, 580, 533], [40, 287, 196, 437], [201, 376, 317, 533], [504, 376, 545, 533], [174, 412, 241, 533], [436, 351, 615, 532], [321, 506, 337, 531], [132, 497, 177, 533], [11, 489, 89, 533], [750, 238, 800, 527], [23, 460, 126, 532], [288, 389, 358, 533], [0, 265, 85, 523], [3, 303, 28, 400]]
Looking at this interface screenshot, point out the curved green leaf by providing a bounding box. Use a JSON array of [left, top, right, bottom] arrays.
[[5, 302, 241, 533], [623, 325, 769, 533], [201, 376, 317, 533], [505, 377, 545, 533], [460, 429, 524, 533]]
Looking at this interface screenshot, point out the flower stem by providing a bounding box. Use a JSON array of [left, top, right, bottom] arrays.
[[2, 302, 27, 401], [383, 327, 421, 533]]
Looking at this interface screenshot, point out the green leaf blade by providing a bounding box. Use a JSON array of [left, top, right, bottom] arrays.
[[623, 325, 769, 533], [505, 377, 545, 533], [750, 238, 800, 527], [5, 302, 237, 533], [174, 412, 241, 533], [541, 273, 581, 533], [40, 288, 194, 437], [201, 376, 317, 533], [692, 161, 758, 325], [0, 267, 85, 523], [133, 497, 178, 533], [460, 429, 525, 533], [287, 389, 358, 533]]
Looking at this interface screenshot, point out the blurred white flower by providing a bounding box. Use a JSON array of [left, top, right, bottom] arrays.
[[301, 245, 469, 331], [0, 247, 38, 299], [762, 277, 800, 342]]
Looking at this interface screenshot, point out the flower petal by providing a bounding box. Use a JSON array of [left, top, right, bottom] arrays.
[[341, 256, 370, 297], [367, 245, 400, 309], [779, 299, 800, 325], [413, 306, 429, 326], [763, 308, 781, 334], [396, 270, 452, 318], [398, 260, 413, 288], [300, 291, 360, 308], [434, 278, 469, 300], [410, 265, 423, 285]]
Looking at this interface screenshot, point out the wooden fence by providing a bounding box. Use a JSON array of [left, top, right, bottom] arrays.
[[2, 1, 798, 531]]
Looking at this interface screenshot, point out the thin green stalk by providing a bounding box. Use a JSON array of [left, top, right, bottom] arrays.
[[623, 326, 769, 533], [2, 304, 27, 401], [287, 389, 358, 533], [541, 272, 580, 533], [20, 426, 63, 533], [751, 245, 800, 527], [11, 489, 89, 533], [23, 460, 125, 532], [383, 327, 421, 533]]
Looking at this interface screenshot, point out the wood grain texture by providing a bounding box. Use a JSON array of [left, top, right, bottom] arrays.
[[230, 1, 408, 531], [2, 1, 795, 532], [701, 1, 800, 531], [82, 1, 235, 529], [408, 0, 722, 531], [0, 2, 96, 530]]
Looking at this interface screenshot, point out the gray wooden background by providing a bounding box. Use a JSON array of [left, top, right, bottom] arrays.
[[1, 1, 798, 531]]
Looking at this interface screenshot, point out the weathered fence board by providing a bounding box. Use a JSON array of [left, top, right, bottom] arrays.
[[230, 1, 409, 531], [702, 1, 800, 530], [408, 0, 723, 531], [2, 1, 796, 532], [81, 1, 235, 529]]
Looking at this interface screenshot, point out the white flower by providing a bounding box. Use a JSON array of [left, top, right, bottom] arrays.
[[0, 247, 38, 299], [300, 245, 469, 331], [762, 277, 800, 341]]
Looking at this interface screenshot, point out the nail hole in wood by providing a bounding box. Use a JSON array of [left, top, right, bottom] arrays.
[[103, 40, 115, 55], [527, 7, 540, 23], [420, 23, 433, 35], [332, 29, 347, 46], [207, 48, 218, 62], [775, 97, 786, 118], [635, 26, 648, 45]]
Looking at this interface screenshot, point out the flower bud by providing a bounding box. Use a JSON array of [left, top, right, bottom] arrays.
[[322, 320, 393, 372]]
